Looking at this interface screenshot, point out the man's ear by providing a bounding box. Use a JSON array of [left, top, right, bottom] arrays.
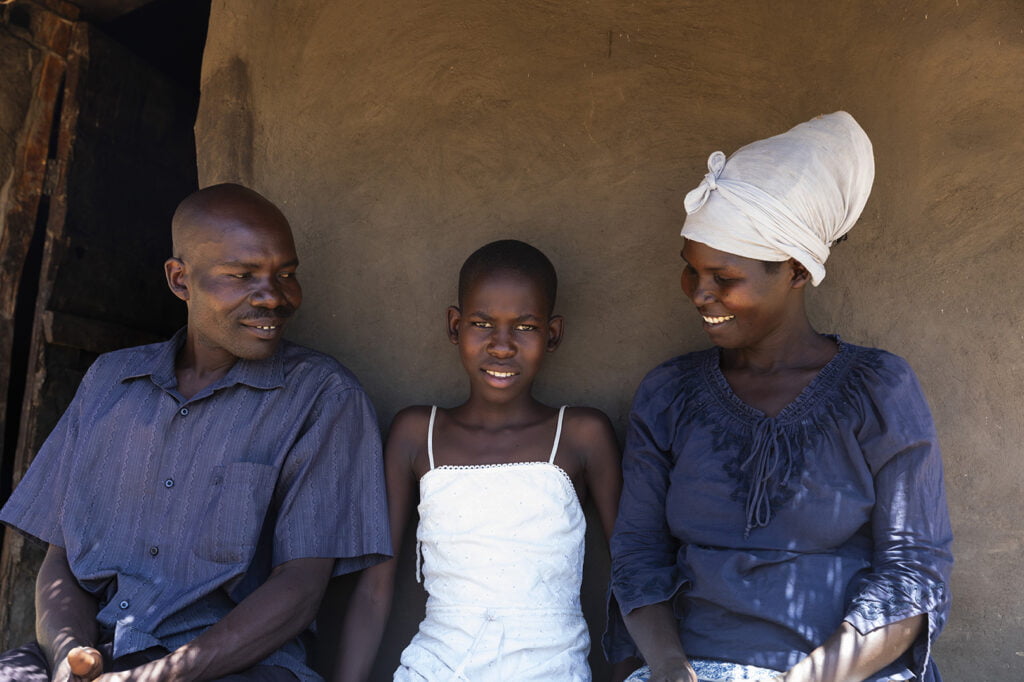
[[165, 257, 189, 301], [546, 314, 564, 352], [789, 259, 811, 289], [446, 306, 461, 345]]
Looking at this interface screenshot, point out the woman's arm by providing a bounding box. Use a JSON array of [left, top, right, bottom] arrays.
[[783, 616, 923, 682], [621, 603, 697, 682], [333, 407, 424, 682], [787, 355, 952, 682]]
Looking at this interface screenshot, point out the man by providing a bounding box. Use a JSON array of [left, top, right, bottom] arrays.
[[0, 184, 390, 681]]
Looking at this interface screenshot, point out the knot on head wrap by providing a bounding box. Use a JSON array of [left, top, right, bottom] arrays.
[[680, 111, 874, 286]]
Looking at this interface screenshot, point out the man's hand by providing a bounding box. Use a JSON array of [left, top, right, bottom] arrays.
[[66, 646, 103, 678]]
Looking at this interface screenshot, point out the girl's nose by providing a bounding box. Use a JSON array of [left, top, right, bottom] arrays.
[[488, 328, 515, 357]]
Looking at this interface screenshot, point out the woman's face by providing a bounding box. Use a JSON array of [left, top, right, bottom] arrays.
[[679, 240, 806, 350]]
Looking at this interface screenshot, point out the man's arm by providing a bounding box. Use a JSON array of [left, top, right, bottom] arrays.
[[36, 544, 101, 681], [99, 556, 333, 682]]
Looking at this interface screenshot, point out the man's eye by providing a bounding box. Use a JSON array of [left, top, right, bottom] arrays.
[[228, 273, 251, 279], [515, 324, 537, 332], [279, 272, 296, 279]]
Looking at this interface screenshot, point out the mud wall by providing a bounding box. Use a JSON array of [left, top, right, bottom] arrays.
[[196, 1, 1024, 678]]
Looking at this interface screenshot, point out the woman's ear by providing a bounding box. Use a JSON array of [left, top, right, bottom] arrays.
[[446, 306, 462, 345], [165, 257, 189, 301], [546, 315, 564, 352], [789, 259, 811, 289]]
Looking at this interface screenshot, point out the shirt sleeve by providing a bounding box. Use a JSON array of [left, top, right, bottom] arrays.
[[843, 354, 953, 678], [0, 359, 96, 546], [605, 365, 694, 659], [271, 385, 392, 576]]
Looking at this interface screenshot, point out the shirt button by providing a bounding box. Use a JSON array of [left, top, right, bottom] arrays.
[[164, 478, 174, 488], [179, 407, 189, 416], [149, 546, 159, 557], [119, 600, 129, 609]]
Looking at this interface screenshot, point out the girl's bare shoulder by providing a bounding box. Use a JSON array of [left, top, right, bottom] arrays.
[[559, 406, 620, 459]]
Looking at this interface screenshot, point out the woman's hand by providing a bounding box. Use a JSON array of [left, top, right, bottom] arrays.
[[648, 657, 699, 682]]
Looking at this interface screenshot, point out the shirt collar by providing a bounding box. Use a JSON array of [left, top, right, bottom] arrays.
[[117, 327, 286, 392]]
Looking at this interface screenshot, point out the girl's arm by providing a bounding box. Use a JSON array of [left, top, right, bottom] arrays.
[[575, 407, 622, 543], [334, 407, 424, 682], [574, 408, 643, 682]]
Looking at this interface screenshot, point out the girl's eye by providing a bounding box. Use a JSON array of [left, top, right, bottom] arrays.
[[470, 321, 493, 329]]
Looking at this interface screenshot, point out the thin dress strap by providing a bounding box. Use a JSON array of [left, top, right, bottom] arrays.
[[548, 405, 567, 464], [427, 405, 438, 471]]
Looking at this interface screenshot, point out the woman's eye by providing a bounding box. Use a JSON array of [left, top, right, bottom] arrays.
[[713, 274, 736, 285]]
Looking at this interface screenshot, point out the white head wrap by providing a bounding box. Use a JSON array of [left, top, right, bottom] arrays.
[[680, 111, 874, 285]]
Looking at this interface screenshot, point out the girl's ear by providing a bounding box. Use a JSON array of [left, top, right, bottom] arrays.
[[546, 315, 564, 352], [165, 257, 189, 301], [446, 306, 462, 345], [789, 259, 811, 289]]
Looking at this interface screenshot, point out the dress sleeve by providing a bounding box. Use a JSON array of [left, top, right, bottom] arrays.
[[271, 385, 392, 576], [843, 354, 953, 678], [604, 366, 693, 661]]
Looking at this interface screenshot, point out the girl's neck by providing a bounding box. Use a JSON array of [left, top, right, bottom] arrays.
[[454, 392, 550, 430]]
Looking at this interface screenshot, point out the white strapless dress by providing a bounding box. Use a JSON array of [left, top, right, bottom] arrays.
[[394, 406, 590, 681]]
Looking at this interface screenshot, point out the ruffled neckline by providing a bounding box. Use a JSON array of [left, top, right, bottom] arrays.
[[701, 334, 854, 425]]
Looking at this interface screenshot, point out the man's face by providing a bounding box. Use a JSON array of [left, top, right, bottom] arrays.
[[171, 210, 302, 363]]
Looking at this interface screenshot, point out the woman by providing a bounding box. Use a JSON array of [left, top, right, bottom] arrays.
[[608, 112, 953, 682]]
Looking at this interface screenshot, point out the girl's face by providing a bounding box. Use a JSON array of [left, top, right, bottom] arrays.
[[679, 239, 806, 350], [447, 269, 562, 401]]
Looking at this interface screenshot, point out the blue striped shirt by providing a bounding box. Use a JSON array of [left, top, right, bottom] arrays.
[[1, 328, 391, 681]]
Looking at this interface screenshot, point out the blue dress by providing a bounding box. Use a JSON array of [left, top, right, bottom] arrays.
[[608, 339, 953, 681]]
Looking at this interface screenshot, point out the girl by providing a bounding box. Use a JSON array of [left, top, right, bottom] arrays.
[[338, 239, 624, 681]]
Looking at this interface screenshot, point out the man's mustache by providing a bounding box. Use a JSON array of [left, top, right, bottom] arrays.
[[238, 307, 294, 320]]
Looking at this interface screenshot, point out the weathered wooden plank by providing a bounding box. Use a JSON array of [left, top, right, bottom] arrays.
[[0, 2, 74, 496], [43, 310, 165, 354]]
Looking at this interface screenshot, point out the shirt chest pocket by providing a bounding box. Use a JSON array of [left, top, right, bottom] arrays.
[[194, 462, 276, 564]]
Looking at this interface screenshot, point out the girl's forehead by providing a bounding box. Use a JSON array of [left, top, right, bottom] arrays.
[[463, 270, 550, 312]]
